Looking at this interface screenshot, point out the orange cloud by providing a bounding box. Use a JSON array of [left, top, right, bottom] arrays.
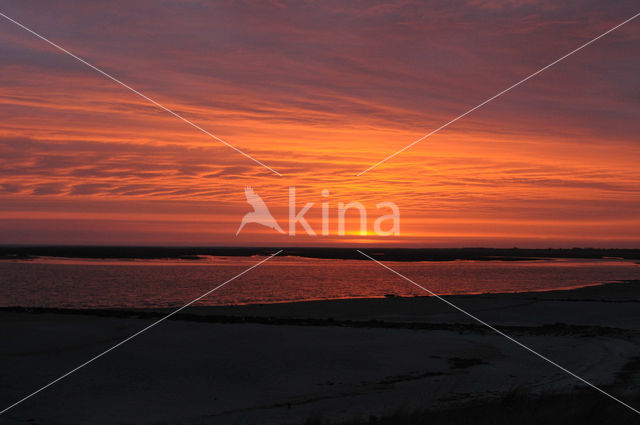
[[0, 1, 638, 246]]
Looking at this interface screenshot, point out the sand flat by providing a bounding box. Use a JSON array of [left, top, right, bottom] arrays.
[[1, 282, 639, 424]]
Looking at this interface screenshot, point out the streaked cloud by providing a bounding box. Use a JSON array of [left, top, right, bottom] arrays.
[[0, 0, 638, 245]]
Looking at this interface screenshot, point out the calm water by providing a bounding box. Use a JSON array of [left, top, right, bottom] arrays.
[[0, 256, 639, 308]]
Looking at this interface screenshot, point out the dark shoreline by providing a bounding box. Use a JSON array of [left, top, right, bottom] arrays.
[[1, 246, 639, 261], [3, 280, 639, 424], [1, 305, 633, 339], [2, 280, 639, 336]]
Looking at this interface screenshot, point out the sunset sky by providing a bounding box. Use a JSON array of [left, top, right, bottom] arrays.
[[0, 0, 638, 246]]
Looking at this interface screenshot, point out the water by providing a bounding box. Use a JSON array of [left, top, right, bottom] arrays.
[[0, 256, 639, 308]]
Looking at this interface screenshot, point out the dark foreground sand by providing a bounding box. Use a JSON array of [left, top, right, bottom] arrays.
[[1, 281, 640, 424]]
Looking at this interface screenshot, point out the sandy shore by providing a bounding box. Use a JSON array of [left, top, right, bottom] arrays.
[[1, 281, 639, 424]]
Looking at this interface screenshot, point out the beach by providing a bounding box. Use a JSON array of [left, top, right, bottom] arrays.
[[2, 281, 639, 424]]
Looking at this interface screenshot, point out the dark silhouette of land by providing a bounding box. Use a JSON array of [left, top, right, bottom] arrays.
[[3, 282, 640, 424], [1, 245, 639, 261]]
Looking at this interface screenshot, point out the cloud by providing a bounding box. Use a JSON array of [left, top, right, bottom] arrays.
[[0, 0, 638, 244], [32, 182, 67, 195]]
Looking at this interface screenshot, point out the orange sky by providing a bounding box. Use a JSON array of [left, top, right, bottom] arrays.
[[0, 1, 639, 247]]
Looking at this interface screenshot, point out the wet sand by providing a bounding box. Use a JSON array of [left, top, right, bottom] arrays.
[[1, 281, 639, 424]]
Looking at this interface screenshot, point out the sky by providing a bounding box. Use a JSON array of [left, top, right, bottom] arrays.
[[0, 0, 638, 247]]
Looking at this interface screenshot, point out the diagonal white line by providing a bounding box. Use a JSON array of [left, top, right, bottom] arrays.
[[0, 11, 282, 177], [357, 11, 640, 176], [0, 250, 282, 416], [356, 250, 640, 415]]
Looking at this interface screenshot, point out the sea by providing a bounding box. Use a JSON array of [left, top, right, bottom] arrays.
[[1, 256, 639, 308]]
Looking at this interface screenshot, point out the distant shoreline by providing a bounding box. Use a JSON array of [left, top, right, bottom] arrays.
[[1, 246, 639, 262]]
